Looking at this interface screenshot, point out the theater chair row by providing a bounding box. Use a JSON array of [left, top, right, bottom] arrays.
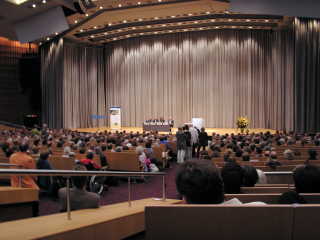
[[2, 187, 320, 240]]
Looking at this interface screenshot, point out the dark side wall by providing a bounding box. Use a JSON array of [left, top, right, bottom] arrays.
[[0, 37, 40, 124]]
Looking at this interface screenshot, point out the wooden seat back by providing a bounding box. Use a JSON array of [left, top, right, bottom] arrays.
[[145, 205, 294, 240], [105, 152, 141, 171]]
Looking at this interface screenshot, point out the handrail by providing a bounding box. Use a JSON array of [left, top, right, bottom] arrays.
[[0, 168, 167, 220], [0, 169, 165, 177], [264, 171, 292, 175], [0, 163, 20, 167]]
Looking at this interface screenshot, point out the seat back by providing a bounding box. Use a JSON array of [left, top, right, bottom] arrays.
[[145, 205, 294, 240]]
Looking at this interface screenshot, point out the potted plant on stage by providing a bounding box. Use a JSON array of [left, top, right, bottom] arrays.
[[236, 116, 249, 134]]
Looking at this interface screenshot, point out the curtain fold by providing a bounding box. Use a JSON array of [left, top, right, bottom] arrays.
[[294, 18, 320, 132]]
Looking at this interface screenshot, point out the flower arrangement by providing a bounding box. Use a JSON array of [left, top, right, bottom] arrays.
[[236, 116, 249, 133]]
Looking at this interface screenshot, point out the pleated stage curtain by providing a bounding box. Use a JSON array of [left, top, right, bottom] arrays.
[[294, 18, 320, 133], [41, 39, 106, 129], [105, 30, 294, 129], [41, 30, 297, 130]]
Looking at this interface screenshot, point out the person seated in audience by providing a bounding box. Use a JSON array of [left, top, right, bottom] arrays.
[[221, 162, 244, 194], [80, 152, 101, 170], [242, 152, 250, 161], [136, 145, 150, 172], [176, 160, 265, 205], [293, 164, 320, 193], [59, 164, 100, 211], [256, 169, 267, 184], [283, 149, 294, 160], [242, 165, 258, 187], [9, 144, 39, 189], [308, 149, 318, 160], [36, 152, 52, 191]]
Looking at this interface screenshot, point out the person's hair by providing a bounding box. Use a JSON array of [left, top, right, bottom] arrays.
[[308, 149, 318, 160], [278, 191, 307, 204], [242, 154, 250, 162], [71, 164, 88, 189], [86, 152, 94, 159], [221, 162, 244, 194], [19, 144, 29, 152], [39, 152, 50, 160], [175, 160, 224, 204], [242, 165, 258, 187], [145, 142, 152, 148], [293, 165, 320, 193]]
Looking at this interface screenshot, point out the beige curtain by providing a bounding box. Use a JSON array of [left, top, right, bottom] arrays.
[[105, 29, 294, 129]]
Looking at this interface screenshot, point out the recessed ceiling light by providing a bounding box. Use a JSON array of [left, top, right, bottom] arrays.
[[118, 4, 122, 7]]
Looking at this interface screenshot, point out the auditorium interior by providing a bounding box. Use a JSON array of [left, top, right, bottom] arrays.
[[1, 0, 320, 239]]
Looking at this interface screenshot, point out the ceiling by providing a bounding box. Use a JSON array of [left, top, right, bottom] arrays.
[[0, 0, 291, 45]]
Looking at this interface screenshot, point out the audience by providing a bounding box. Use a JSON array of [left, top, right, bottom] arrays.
[[221, 162, 244, 194], [293, 164, 320, 193]]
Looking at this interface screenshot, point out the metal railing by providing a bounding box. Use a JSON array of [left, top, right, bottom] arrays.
[[0, 169, 166, 220]]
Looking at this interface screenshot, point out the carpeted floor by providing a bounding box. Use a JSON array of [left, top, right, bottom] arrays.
[[39, 163, 180, 216]]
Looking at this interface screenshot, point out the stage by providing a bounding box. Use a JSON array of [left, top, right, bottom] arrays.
[[73, 127, 276, 135]]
